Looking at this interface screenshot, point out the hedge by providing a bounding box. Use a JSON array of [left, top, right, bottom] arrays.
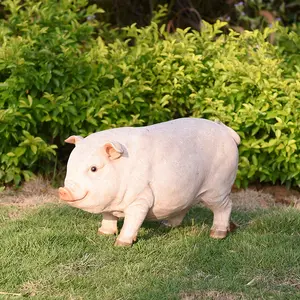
[[0, 0, 299, 188]]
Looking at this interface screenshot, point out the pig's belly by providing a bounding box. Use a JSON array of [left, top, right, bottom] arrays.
[[145, 183, 203, 220], [146, 202, 195, 220], [144, 161, 206, 220]]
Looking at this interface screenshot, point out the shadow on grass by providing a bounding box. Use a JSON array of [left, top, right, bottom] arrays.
[[34, 204, 263, 242], [136, 205, 261, 242]]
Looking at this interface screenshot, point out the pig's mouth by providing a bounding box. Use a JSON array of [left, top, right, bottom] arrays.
[[67, 192, 88, 202], [58, 187, 88, 202]]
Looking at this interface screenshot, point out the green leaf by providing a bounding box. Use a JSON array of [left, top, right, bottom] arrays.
[[27, 95, 33, 107], [15, 147, 26, 157], [275, 129, 281, 139], [30, 145, 37, 154]]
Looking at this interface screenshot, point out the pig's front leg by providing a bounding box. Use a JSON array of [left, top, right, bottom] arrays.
[[98, 213, 118, 235], [115, 188, 153, 247]]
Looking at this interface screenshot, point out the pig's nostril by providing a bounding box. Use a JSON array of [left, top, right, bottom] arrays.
[[58, 187, 73, 201]]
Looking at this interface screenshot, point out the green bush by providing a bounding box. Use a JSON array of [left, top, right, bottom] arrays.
[[0, 1, 299, 188], [0, 0, 104, 185]]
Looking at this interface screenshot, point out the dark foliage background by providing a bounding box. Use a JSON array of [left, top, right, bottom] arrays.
[[89, 0, 299, 31], [1, 1, 299, 31]]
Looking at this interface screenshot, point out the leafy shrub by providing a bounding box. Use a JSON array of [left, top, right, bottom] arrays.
[[0, 0, 104, 185], [0, 2, 299, 188], [96, 21, 300, 188], [276, 23, 300, 69]]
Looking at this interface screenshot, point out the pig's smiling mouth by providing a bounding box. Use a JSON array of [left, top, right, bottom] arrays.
[[68, 192, 88, 202]]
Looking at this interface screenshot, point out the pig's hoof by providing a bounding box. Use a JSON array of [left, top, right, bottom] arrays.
[[210, 221, 238, 239], [210, 230, 227, 239], [114, 239, 133, 247], [97, 228, 117, 236]]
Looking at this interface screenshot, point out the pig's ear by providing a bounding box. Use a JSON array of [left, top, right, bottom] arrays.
[[103, 141, 123, 160], [65, 135, 84, 144]]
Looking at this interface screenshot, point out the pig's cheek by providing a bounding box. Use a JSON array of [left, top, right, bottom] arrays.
[[96, 172, 119, 204], [80, 167, 117, 198], [103, 168, 119, 191]]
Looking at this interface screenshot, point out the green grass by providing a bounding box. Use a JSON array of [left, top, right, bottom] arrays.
[[1, 204, 300, 299]]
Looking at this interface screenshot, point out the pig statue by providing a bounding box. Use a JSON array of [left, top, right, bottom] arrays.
[[59, 118, 240, 246]]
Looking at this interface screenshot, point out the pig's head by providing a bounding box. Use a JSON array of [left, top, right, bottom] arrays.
[[59, 135, 124, 213]]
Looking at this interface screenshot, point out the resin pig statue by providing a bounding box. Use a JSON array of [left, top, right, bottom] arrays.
[[59, 118, 240, 246]]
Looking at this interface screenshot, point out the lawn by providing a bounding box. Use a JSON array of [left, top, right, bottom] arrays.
[[1, 188, 300, 299]]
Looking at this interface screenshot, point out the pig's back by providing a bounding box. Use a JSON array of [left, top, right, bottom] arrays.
[[88, 118, 236, 149]]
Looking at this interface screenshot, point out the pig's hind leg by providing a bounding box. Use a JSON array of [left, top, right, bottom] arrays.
[[98, 213, 118, 235], [201, 153, 239, 238], [207, 195, 236, 239]]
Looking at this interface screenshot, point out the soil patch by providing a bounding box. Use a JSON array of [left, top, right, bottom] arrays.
[[0, 178, 299, 211], [231, 184, 300, 211], [181, 291, 245, 300], [0, 177, 59, 207]]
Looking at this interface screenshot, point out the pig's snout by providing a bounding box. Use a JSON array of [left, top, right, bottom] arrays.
[[58, 187, 74, 202]]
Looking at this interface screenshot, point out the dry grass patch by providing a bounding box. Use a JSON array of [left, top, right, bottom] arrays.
[[20, 280, 47, 297], [181, 291, 245, 300], [231, 186, 300, 211], [0, 177, 299, 215], [231, 189, 276, 211], [0, 176, 59, 207]]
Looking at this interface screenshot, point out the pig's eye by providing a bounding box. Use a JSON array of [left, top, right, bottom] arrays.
[[90, 166, 97, 172]]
